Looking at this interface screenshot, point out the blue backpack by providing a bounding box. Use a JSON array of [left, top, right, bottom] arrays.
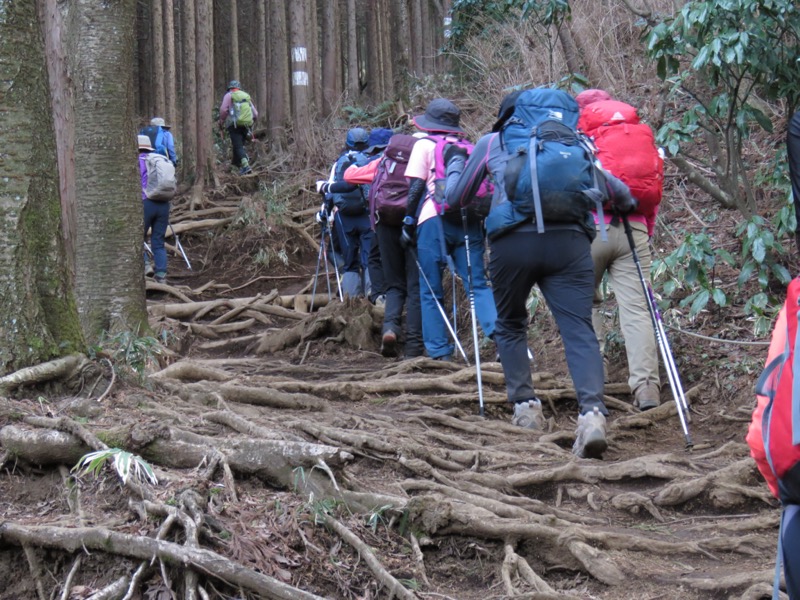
[[328, 150, 371, 216], [486, 88, 603, 238]]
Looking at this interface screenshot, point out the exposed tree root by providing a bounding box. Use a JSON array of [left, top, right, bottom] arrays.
[[0, 354, 89, 395]]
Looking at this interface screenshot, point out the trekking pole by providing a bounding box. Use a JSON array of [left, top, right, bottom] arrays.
[[326, 217, 344, 301], [461, 208, 485, 417], [169, 225, 192, 270], [621, 214, 693, 448], [310, 222, 328, 312], [410, 247, 469, 363]]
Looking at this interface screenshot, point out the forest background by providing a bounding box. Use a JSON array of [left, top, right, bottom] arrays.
[[1, 0, 800, 599]]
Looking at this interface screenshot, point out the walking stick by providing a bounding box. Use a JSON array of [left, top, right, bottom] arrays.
[[410, 247, 469, 363], [621, 214, 693, 448], [169, 224, 192, 270], [326, 219, 343, 301], [310, 223, 328, 312], [461, 209, 486, 416]]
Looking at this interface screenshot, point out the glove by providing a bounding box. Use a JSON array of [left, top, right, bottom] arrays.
[[316, 203, 330, 224], [400, 223, 416, 249], [316, 180, 331, 195], [443, 144, 468, 166], [605, 175, 637, 215]]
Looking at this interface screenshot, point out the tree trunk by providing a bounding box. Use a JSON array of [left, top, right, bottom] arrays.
[[196, 0, 215, 188], [411, 0, 423, 77], [421, 0, 432, 74], [181, 0, 198, 182], [289, 0, 311, 155], [151, 0, 165, 116], [321, 0, 338, 116], [39, 0, 77, 274], [391, 0, 410, 101], [345, 0, 358, 98], [379, 0, 393, 100], [136, 0, 154, 115], [68, 0, 148, 342], [0, 0, 84, 374], [269, 0, 289, 147], [230, 0, 240, 79], [307, 0, 320, 113], [163, 0, 177, 130], [365, 0, 380, 101], [256, 0, 268, 118]]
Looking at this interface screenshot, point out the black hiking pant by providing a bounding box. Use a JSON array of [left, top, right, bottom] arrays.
[[489, 224, 606, 416], [227, 124, 250, 167]]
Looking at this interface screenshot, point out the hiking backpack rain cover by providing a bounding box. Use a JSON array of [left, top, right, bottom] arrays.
[[485, 87, 600, 240], [368, 134, 418, 227], [230, 90, 254, 127], [579, 99, 663, 223], [144, 153, 177, 201], [749, 276, 800, 505]]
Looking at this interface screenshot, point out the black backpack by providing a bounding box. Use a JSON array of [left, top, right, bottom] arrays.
[[329, 151, 369, 216]]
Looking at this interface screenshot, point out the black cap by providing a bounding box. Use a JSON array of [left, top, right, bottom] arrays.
[[412, 99, 465, 134], [491, 90, 524, 132]]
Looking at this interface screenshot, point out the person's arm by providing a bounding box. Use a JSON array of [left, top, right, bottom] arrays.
[[139, 155, 148, 200], [250, 100, 259, 122], [788, 112, 800, 252], [218, 93, 231, 128], [165, 132, 177, 165], [445, 134, 492, 209], [343, 160, 379, 185], [404, 178, 427, 221]]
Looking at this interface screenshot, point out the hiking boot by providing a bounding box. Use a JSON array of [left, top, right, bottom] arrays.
[[432, 354, 452, 362], [572, 407, 608, 459], [144, 262, 154, 277], [635, 383, 661, 411], [239, 165, 252, 175], [511, 399, 545, 430], [154, 272, 167, 284], [380, 330, 398, 357]]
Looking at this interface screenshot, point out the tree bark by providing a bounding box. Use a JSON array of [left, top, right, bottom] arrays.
[[269, 0, 289, 147], [151, 0, 165, 116], [163, 0, 177, 130], [196, 0, 215, 188], [289, 0, 312, 155], [345, 0, 358, 98], [321, 0, 338, 116], [181, 0, 198, 182], [68, 0, 148, 342], [411, 0, 423, 76], [0, 0, 84, 374], [256, 0, 268, 118], [391, 0, 410, 100]]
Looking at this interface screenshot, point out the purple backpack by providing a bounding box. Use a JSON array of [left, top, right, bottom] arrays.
[[368, 134, 419, 227]]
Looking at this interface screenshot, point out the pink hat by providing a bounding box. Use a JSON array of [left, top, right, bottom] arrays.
[[575, 89, 613, 110]]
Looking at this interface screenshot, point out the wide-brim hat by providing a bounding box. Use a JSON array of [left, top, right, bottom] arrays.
[[137, 134, 153, 151], [491, 90, 524, 132], [151, 117, 166, 128], [412, 98, 465, 134]]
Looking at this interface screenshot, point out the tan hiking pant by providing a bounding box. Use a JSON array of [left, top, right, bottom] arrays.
[[591, 221, 660, 393]]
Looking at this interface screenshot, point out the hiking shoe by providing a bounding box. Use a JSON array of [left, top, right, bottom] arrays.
[[635, 383, 661, 411], [511, 399, 545, 430], [572, 407, 608, 459], [144, 263, 154, 277], [239, 165, 252, 175], [432, 354, 452, 362], [380, 330, 398, 357], [154, 273, 167, 284]]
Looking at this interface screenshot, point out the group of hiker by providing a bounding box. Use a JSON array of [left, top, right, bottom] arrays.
[[137, 80, 259, 284], [317, 87, 665, 460]]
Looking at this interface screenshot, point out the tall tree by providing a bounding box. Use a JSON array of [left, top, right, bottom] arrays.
[[163, 0, 177, 128], [0, 0, 84, 374], [321, 0, 339, 116], [181, 0, 198, 182], [151, 0, 165, 115], [256, 0, 268, 118], [411, 0, 423, 76], [269, 0, 289, 146], [345, 0, 358, 98], [230, 0, 240, 79], [289, 0, 311, 155], [67, 0, 148, 341], [196, 0, 214, 189]]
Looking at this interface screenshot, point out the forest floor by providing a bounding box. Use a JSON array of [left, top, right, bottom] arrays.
[[0, 171, 791, 600]]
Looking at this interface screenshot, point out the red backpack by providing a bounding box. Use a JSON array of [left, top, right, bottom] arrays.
[[368, 134, 419, 227], [578, 100, 663, 222], [749, 276, 800, 505], [428, 135, 494, 223]]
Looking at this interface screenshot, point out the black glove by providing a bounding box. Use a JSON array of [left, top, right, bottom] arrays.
[[443, 144, 468, 167], [400, 224, 416, 249], [605, 175, 638, 215]]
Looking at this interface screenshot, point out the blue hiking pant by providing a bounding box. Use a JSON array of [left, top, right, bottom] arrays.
[[335, 212, 373, 297], [143, 199, 171, 276], [489, 225, 606, 416], [783, 504, 800, 599], [416, 216, 496, 359]]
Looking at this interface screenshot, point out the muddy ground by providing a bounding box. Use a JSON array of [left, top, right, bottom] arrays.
[[0, 182, 790, 600]]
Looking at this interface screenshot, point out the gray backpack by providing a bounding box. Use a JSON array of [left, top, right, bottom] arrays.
[[144, 153, 177, 201]]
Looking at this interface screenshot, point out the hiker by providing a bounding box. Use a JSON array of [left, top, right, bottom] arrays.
[[789, 111, 800, 254], [402, 98, 497, 361], [140, 117, 178, 166], [576, 89, 664, 410], [318, 130, 425, 358], [138, 134, 171, 284], [446, 88, 637, 459], [322, 128, 374, 298], [218, 80, 258, 174], [364, 128, 393, 306]]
